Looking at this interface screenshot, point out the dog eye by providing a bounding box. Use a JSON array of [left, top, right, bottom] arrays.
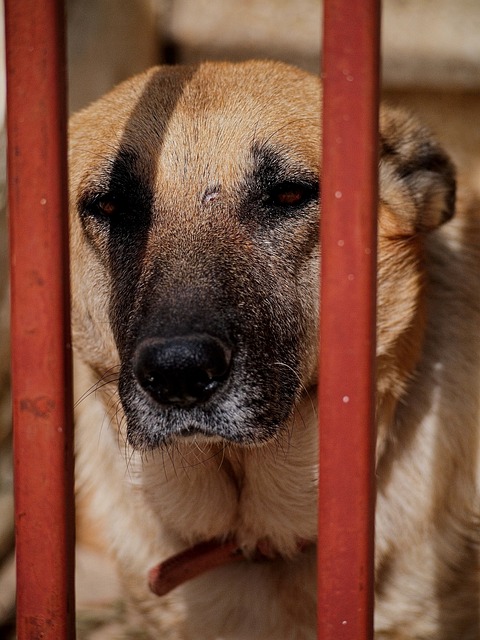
[[90, 193, 127, 219], [267, 182, 317, 208]]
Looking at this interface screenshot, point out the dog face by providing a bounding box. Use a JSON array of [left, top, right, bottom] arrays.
[[69, 61, 455, 453], [70, 61, 321, 450]]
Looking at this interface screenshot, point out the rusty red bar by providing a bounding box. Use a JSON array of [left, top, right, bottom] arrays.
[[318, 1, 380, 638], [5, 1, 75, 638]]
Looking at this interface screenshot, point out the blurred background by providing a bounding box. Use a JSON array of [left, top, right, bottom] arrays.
[[0, 0, 479, 637]]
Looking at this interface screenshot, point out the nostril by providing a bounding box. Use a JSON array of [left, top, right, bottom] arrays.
[[133, 334, 232, 407]]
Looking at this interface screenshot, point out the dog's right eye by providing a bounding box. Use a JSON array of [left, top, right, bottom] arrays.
[[89, 193, 128, 219]]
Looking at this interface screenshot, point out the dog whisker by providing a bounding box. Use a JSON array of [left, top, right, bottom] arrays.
[[272, 360, 317, 420], [74, 365, 121, 408]]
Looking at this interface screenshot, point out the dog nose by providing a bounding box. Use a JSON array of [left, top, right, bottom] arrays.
[[133, 334, 232, 407]]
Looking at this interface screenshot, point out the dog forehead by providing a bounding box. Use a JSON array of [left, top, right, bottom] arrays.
[[69, 61, 320, 199], [156, 63, 320, 191]]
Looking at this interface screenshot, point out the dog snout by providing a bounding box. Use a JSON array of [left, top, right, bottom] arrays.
[[133, 334, 232, 407]]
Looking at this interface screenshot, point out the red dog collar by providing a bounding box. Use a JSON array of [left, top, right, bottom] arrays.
[[148, 538, 311, 596]]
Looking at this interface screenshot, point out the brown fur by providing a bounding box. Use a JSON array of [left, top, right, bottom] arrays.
[[70, 60, 480, 638]]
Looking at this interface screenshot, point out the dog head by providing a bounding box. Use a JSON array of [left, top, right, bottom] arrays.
[[69, 61, 455, 452]]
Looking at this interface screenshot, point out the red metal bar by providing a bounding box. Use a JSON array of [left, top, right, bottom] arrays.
[[5, 1, 75, 638], [318, 1, 380, 638]]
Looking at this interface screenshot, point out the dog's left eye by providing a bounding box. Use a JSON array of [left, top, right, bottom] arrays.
[[266, 182, 317, 208]]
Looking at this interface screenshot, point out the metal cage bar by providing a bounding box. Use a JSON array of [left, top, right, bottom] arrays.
[[318, 1, 380, 638], [5, 1, 75, 638]]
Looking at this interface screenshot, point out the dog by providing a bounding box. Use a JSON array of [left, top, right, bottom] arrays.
[[69, 60, 480, 639]]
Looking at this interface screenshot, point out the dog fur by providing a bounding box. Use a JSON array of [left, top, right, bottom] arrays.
[[69, 60, 480, 638]]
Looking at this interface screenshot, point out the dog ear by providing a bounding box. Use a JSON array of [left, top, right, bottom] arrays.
[[379, 106, 456, 235]]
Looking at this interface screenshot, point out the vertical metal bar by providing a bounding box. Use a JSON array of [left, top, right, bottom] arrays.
[[5, 1, 75, 638], [318, 1, 380, 639]]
